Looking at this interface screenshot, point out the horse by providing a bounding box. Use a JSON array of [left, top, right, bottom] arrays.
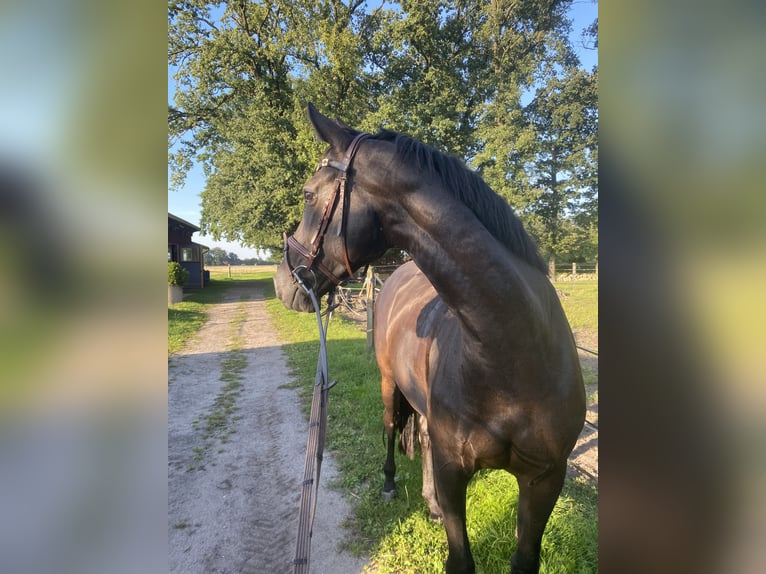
[[274, 103, 586, 574]]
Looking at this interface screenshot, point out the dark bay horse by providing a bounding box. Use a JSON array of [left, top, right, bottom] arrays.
[[274, 104, 585, 574]]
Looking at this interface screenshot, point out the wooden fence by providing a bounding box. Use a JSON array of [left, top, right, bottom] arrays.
[[550, 261, 599, 282]]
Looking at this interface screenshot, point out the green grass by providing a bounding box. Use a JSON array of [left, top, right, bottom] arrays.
[[168, 280, 229, 355], [168, 306, 207, 355], [369, 471, 598, 574], [265, 274, 598, 573], [552, 279, 598, 387], [551, 280, 598, 333]]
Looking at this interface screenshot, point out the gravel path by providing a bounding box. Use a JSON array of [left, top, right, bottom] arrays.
[[567, 329, 599, 484], [169, 282, 367, 573]]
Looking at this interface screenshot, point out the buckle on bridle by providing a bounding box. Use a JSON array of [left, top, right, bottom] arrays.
[[318, 158, 347, 172]]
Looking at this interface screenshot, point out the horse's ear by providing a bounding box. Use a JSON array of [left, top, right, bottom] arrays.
[[307, 102, 351, 150], [334, 117, 352, 130]]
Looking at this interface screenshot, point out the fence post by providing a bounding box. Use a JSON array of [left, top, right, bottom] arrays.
[[548, 258, 556, 279], [366, 266, 375, 352], [572, 261, 577, 280]]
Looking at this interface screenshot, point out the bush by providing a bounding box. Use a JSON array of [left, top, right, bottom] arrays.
[[168, 262, 189, 286]]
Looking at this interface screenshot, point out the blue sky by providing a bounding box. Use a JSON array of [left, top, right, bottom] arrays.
[[168, 1, 597, 259]]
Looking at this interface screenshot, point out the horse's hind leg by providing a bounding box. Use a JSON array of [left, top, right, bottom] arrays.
[[381, 374, 399, 500], [511, 463, 567, 574], [418, 416, 442, 521]]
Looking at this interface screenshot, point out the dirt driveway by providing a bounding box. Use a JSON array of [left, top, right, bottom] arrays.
[[168, 281, 366, 573]]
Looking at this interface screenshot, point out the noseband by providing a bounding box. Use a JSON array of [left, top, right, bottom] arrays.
[[284, 133, 370, 287]]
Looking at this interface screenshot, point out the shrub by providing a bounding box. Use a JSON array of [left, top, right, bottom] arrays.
[[168, 262, 189, 286]]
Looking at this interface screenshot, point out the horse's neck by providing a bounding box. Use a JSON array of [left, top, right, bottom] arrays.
[[377, 184, 549, 345]]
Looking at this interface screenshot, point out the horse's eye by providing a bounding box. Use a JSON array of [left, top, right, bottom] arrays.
[[303, 190, 316, 203]]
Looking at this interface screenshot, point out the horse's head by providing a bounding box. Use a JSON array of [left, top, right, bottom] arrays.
[[274, 104, 389, 312]]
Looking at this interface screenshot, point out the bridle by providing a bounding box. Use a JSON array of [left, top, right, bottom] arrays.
[[286, 133, 369, 573], [283, 133, 370, 288]]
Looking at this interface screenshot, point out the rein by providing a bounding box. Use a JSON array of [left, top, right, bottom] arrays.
[[284, 133, 370, 288], [287, 134, 369, 572], [291, 271, 337, 574]]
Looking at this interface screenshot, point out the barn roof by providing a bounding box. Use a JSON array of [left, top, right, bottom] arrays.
[[168, 212, 199, 232], [192, 241, 209, 253]]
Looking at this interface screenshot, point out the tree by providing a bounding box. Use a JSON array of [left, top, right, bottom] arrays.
[[520, 66, 598, 263], [204, 247, 228, 265], [362, 0, 490, 158], [227, 251, 241, 265], [169, 1, 596, 261], [204, 246, 242, 265], [170, 0, 385, 252], [474, 6, 598, 264]]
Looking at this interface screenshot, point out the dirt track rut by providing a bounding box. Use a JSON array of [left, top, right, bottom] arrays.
[[168, 282, 366, 573]]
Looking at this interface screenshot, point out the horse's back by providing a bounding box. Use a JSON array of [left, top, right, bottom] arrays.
[[374, 261, 446, 415]]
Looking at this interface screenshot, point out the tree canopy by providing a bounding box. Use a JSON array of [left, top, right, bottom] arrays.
[[169, 0, 597, 263], [204, 246, 242, 265]]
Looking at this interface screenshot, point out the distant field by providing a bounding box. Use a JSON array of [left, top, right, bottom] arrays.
[[206, 264, 278, 279]]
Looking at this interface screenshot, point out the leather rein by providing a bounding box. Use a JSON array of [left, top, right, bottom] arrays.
[[287, 134, 369, 573], [283, 133, 370, 287]]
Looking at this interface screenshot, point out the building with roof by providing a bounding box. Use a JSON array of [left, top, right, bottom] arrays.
[[168, 213, 208, 289]]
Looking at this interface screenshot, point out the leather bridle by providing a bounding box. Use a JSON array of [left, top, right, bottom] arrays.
[[283, 132, 370, 288]]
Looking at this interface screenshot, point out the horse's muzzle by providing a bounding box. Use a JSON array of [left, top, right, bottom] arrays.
[[273, 262, 315, 312]]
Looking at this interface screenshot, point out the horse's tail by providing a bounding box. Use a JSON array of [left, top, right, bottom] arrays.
[[397, 395, 418, 459]]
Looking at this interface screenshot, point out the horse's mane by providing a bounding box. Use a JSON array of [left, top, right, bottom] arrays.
[[372, 130, 548, 274]]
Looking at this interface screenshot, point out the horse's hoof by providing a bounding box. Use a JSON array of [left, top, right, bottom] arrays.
[[381, 488, 397, 501], [429, 511, 443, 524]]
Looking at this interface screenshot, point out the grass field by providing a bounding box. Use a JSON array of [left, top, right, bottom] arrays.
[[168, 269, 598, 571], [552, 280, 598, 333], [266, 275, 598, 573]]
